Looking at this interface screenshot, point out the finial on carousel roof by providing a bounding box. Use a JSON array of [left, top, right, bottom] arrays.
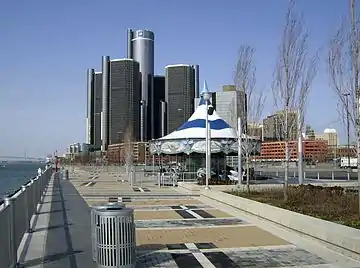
[[199, 80, 211, 105]]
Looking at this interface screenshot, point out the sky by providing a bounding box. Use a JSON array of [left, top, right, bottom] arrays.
[[0, 0, 354, 157]]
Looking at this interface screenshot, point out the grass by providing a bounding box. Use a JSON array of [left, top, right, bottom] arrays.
[[228, 185, 360, 229]]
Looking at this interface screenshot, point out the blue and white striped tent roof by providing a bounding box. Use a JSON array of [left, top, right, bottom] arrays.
[[159, 81, 238, 140]]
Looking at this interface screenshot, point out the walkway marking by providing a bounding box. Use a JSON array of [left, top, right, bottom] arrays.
[[139, 187, 145, 192], [180, 205, 203, 219], [185, 243, 216, 268]]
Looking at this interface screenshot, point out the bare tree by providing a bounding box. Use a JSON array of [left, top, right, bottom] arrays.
[[234, 45, 266, 192], [328, 0, 360, 213], [272, 0, 317, 201], [123, 125, 134, 175]]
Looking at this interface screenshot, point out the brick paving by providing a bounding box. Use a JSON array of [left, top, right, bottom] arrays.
[[67, 169, 360, 267]]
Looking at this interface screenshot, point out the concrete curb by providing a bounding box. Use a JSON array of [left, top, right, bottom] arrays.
[[200, 190, 360, 255]]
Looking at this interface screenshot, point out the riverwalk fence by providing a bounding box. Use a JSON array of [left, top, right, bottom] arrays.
[[0, 166, 53, 268]]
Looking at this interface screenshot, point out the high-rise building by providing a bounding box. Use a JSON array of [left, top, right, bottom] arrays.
[[215, 90, 247, 131], [153, 75, 165, 138], [108, 59, 141, 144], [127, 29, 155, 141], [263, 110, 298, 141], [222, 85, 236, 92], [101, 56, 110, 151], [248, 123, 264, 141], [165, 64, 196, 134], [86, 69, 95, 145], [94, 72, 102, 149]]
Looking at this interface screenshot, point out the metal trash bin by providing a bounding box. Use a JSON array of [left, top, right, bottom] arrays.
[[62, 169, 69, 180], [91, 204, 136, 268], [91, 203, 126, 262]]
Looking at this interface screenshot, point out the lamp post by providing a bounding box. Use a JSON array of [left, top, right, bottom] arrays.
[[343, 93, 351, 169], [202, 90, 211, 190], [237, 117, 243, 185]]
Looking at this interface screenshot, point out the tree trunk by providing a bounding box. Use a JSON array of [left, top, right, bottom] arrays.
[[246, 153, 250, 193], [284, 140, 289, 201]]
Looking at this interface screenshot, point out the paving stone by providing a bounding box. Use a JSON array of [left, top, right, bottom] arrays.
[[134, 210, 183, 220], [136, 226, 288, 249], [135, 218, 244, 228], [225, 247, 328, 267]]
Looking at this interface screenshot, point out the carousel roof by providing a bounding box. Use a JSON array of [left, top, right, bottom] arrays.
[[159, 81, 238, 140]]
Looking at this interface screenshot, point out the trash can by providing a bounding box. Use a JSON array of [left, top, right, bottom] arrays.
[[91, 203, 126, 262], [91, 204, 136, 268], [63, 169, 69, 180]]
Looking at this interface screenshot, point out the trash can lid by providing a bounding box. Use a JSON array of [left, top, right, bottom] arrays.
[[92, 203, 126, 210]]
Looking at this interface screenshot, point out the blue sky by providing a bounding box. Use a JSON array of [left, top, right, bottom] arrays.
[[0, 0, 352, 157]]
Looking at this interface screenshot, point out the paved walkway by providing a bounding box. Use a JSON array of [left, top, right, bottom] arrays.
[[17, 169, 360, 268]]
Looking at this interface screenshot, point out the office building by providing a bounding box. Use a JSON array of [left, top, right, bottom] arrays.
[[222, 85, 236, 92], [86, 69, 95, 145], [165, 64, 196, 134], [263, 110, 298, 141], [215, 90, 247, 131], [101, 56, 110, 151], [94, 72, 102, 149], [260, 140, 328, 162], [127, 29, 155, 141], [248, 123, 264, 141], [108, 59, 141, 144], [153, 75, 165, 138]]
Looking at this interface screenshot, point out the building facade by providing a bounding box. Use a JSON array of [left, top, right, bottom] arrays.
[[108, 59, 141, 144], [128, 29, 155, 141], [86, 69, 95, 145], [215, 90, 247, 131], [94, 72, 102, 149], [101, 56, 110, 151], [153, 75, 165, 138], [165, 64, 196, 134], [263, 110, 298, 141], [260, 139, 328, 162]]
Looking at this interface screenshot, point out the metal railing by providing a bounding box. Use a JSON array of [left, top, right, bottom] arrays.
[[0, 166, 53, 268]]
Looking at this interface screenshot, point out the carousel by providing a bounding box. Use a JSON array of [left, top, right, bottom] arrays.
[[149, 81, 261, 182]]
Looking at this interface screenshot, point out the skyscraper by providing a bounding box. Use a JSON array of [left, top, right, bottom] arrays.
[[165, 64, 196, 134], [94, 72, 102, 149], [127, 29, 155, 141], [101, 56, 110, 151], [86, 68, 95, 145], [153, 75, 165, 139], [215, 90, 247, 131], [108, 59, 140, 144]]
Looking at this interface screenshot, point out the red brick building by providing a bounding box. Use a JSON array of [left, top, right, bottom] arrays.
[[259, 139, 328, 162]]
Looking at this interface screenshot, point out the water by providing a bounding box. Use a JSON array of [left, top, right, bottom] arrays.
[[0, 162, 45, 197]]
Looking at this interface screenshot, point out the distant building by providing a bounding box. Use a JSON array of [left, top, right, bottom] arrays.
[[153, 75, 165, 138], [94, 72, 102, 149], [222, 85, 236, 92], [127, 29, 155, 141], [260, 139, 328, 162], [215, 90, 247, 131], [305, 125, 315, 140], [165, 64, 196, 134], [263, 110, 298, 141], [248, 123, 264, 141], [108, 59, 141, 144], [86, 69, 95, 145]]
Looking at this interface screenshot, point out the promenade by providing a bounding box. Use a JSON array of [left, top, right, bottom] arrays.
[[16, 168, 360, 267]]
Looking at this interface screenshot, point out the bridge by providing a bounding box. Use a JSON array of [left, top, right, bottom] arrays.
[[0, 156, 46, 161]]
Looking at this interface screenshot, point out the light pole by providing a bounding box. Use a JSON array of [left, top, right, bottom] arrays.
[[343, 93, 351, 169], [201, 86, 211, 190], [237, 117, 243, 185]]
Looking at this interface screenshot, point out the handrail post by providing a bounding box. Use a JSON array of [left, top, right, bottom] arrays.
[[30, 179, 36, 215], [21, 185, 31, 233], [4, 196, 18, 268]]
